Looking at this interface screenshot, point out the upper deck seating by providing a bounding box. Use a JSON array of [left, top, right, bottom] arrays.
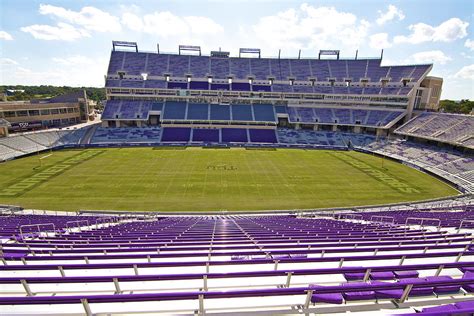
[[395, 113, 474, 149]]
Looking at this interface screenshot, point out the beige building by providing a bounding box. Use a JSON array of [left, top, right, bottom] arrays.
[[0, 90, 94, 133], [412, 76, 443, 111]]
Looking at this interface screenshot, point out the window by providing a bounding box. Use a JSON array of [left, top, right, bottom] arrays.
[[40, 109, 50, 115], [50, 109, 59, 114], [67, 108, 74, 113], [59, 108, 67, 114], [16, 110, 28, 117], [4, 111, 15, 117], [28, 110, 40, 116]]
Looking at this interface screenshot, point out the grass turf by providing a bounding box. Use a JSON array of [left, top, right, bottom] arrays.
[[0, 147, 459, 212]]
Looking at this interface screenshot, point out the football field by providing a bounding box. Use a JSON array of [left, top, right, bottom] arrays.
[[0, 147, 459, 212]]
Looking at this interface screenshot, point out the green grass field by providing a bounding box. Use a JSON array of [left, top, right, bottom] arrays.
[[0, 147, 459, 212]]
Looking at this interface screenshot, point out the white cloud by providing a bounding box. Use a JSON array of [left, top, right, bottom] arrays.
[[461, 52, 473, 59], [52, 55, 94, 65], [1, 57, 109, 87], [0, 58, 18, 65], [246, 4, 370, 52], [39, 4, 121, 32], [21, 4, 121, 41], [408, 50, 452, 65], [465, 39, 474, 51], [369, 33, 392, 49], [0, 31, 13, 40], [394, 18, 469, 44], [21, 23, 90, 41], [376, 5, 405, 25], [121, 11, 223, 37], [454, 64, 474, 79]]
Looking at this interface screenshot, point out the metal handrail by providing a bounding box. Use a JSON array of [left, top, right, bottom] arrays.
[[370, 215, 395, 224], [19, 223, 56, 240]]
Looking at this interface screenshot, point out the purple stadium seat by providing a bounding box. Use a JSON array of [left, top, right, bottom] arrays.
[[248, 129, 277, 143], [341, 282, 376, 301], [310, 285, 343, 304], [394, 271, 419, 279], [399, 278, 433, 296], [192, 129, 219, 142], [421, 304, 458, 313], [221, 128, 247, 142], [425, 276, 461, 294], [161, 128, 190, 142], [462, 271, 474, 292], [370, 271, 395, 280]]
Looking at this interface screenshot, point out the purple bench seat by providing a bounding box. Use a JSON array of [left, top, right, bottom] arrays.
[[421, 304, 458, 313], [342, 282, 376, 301], [344, 269, 417, 281], [1, 278, 474, 306], [462, 271, 474, 292], [406, 300, 474, 315]]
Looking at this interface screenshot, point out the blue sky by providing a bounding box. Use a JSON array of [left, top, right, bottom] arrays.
[[0, 0, 473, 99]]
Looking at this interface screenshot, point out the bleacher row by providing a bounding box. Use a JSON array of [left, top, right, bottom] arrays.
[[91, 127, 279, 144], [364, 140, 474, 193], [0, 129, 87, 161], [91, 127, 367, 146], [101, 100, 406, 128], [396, 112, 474, 149], [288, 107, 404, 127], [107, 51, 430, 84], [102, 100, 278, 122], [339, 209, 474, 229], [106, 78, 414, 95], [1, 210, 474, 315]]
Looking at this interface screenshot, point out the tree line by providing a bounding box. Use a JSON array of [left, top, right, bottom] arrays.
[[439, 99, 473, 115], [1, 85, 105, 105]]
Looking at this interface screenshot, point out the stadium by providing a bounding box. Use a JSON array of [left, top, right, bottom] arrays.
[[0, 36, 473, 315]]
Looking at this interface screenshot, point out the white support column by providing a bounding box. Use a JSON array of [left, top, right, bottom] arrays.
[[133, 264, 139, 276], [304, 290, 314, 309], [198, 294, 205, 315], [285, 272, 293, 288], [58, 266, 65, 277], [399, 284, 413, 303], [338, 258, 344, 268], [203, 275, 208, 291], [363, 268, 372, 282], [434, 265, 444, 277], [399, 256, 406, 266], [20, 279, 33, 297], [113, 278, 121, 294], [81, 298, 93, 316]]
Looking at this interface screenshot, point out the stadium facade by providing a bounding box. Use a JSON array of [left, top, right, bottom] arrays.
[[102, 41, 442, 140], [0, 41, 474, 316]]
